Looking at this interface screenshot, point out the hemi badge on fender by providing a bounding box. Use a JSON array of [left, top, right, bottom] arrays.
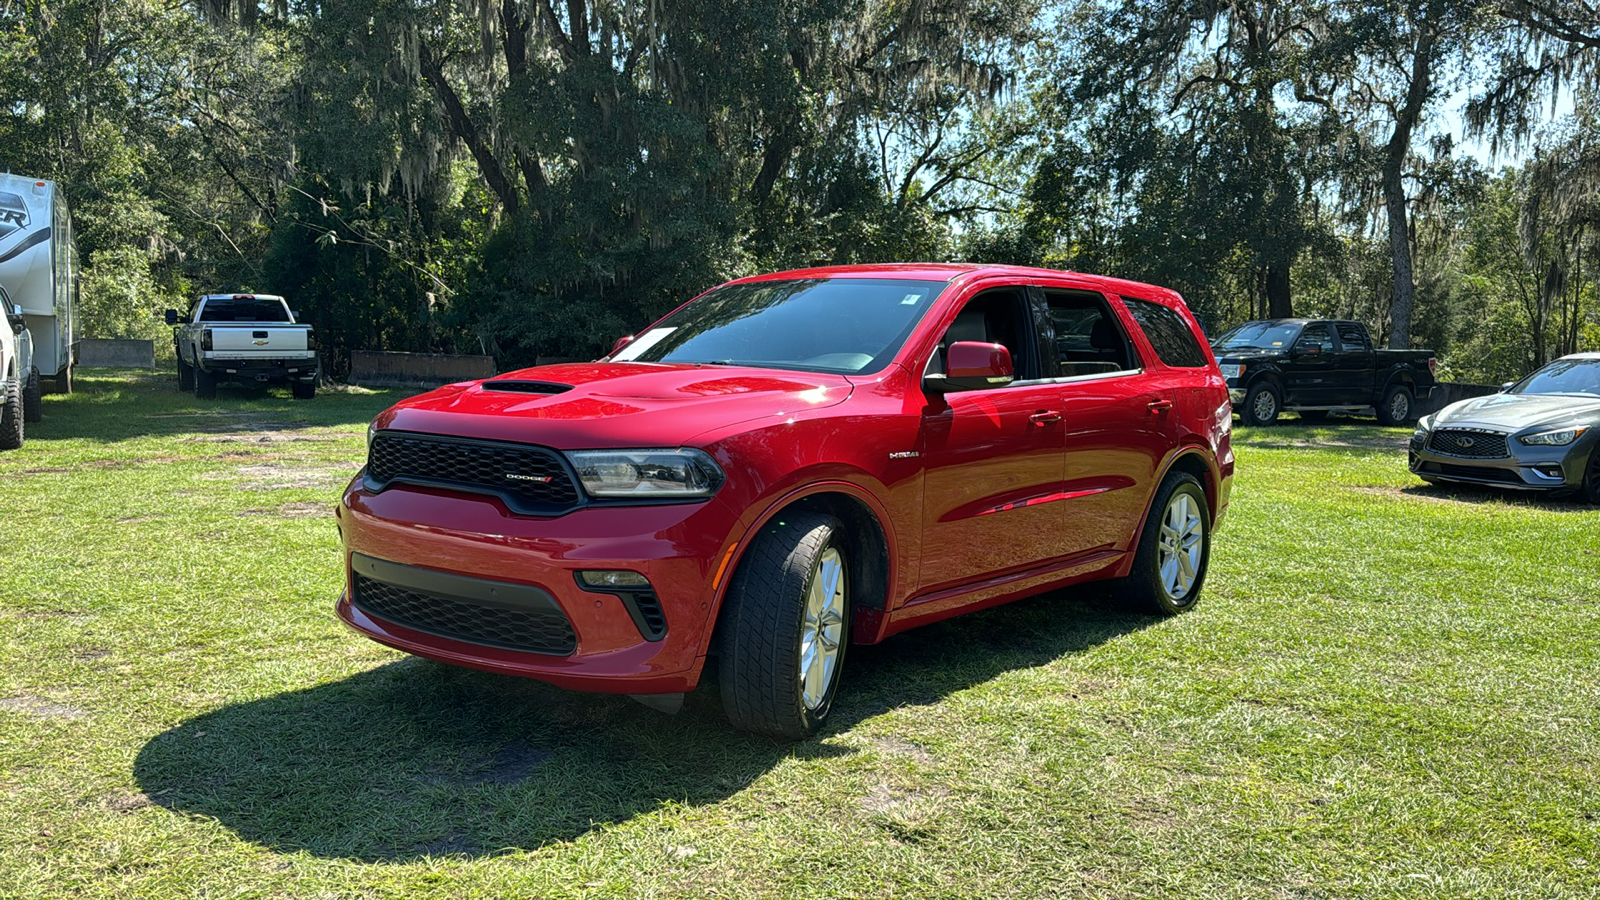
[[505, 473, 555, 483], [888, 451, 919, 459]]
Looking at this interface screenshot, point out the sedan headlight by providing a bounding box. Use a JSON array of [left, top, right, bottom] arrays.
[[1412, 416, 1433, 443], [566, 448, 726, 498], [1518, 426, 1589, 446]]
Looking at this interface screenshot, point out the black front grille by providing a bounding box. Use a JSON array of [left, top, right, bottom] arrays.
[[367, 431, 581, 514], [1426, 462, 1521, 483], [1428, 429, 1509, 459], [353, 573, 577, 656], [628, 592, 667, 641]]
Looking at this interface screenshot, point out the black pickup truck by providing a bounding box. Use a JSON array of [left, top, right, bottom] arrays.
[[1212, 319, 1437, 426]]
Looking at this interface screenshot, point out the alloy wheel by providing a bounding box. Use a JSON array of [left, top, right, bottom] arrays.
[[1157, 493, 1204, 601], [799, 547, 846, 711], [1252, 390, 1277, 423]]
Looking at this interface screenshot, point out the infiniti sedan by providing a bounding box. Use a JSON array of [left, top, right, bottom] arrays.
[[1410, 353, 1600, 502]]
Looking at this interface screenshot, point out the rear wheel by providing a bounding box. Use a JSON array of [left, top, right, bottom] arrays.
[[52, 365, 71, 394], [193, 367, 217, 400], [719, 513, 850, 739], [1114, 471, 1210, 615], [1241, 382, 1281, 426], [1376, 384, 1414, 426], [0, 378, 23, 450], [291, 380, 316, 400], [22, 368, 42, 423]]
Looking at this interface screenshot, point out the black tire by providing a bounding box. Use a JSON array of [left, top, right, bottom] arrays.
[[1376, 384, 1414, 426], [1113, 471, 1211, 616], [22, 368, 42, 423], [291, 380, 316, 400], [177, 353, 194, 391], [718, 512, 850, 740], [193, 367, 217, 400], [53, 365, 71, 395], [1297, 410, 1329, 422], [1241, 382, 1281, 426], [0, 378, 23, 450], [1582, 447, 1600, 505]]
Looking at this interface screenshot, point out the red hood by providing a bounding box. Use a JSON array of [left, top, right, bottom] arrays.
[[376, 362, 854, 449]]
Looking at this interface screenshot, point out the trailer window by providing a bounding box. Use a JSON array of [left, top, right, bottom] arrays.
[[198, 298, 291, 323]]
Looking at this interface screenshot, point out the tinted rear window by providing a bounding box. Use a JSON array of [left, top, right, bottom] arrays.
[[1123, 298, 1209, 368], [198, 298, 291, 322]]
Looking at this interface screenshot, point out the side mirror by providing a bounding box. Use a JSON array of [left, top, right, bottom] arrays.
[[608, 334, 635, 358], [1500, 381, 1515, 393], [6, 313, 22, 332], [925, 341, 1015, 393], [164, 309, 180, 326], [1294, 344, 1322, 357]]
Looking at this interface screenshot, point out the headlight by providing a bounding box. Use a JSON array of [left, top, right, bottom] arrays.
[[1219, 363, 1243, 379], [366, 422, 378, 447], [1412, 416, 1433, 442], [1518, 426, 1588, 446], [566, 448, 726, 498]]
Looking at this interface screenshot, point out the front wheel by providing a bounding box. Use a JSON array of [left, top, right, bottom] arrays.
[[22, 368, 42, 423], [0, 378, 23, 450], [1376, 385, 1414, 426], [1241, 382, 1281, 426], [1114, 471, 1211, 615], [1582, 447, 1600, 505], [718, 513, 850, 739]]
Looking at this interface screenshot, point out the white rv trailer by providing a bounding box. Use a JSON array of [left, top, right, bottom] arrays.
[[0, 174, 77, 393]]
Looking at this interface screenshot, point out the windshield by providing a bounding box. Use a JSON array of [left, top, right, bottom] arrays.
[[199, 298, 291, 323], [613, 278, 947, 374], [1509, 358, 1600, 397], [1213, 322, 1301, 352]]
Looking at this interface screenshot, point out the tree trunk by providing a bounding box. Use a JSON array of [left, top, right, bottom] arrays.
[[1382, 159, 1415, 349], [1264, 263, 1293, 318]]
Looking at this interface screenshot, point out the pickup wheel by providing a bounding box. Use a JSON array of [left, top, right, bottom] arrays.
[[718, 512, 849, 740], [1376, 384, 1414, 426], [193, 367, 217, 400], [291, 380, 316, 400], [0, 378, 23, 450], [22, 368, 42, 423], [1241, 382, 1281, 426], [1115, 471, 1209, 615], [176, 352, 194, 391], [51, 365, 71, 395]]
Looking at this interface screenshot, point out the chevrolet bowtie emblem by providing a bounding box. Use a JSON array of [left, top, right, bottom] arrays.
[[505, 473, 554, 483], [252, 339, 269, 345]]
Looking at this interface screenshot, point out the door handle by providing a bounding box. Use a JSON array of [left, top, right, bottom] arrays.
[[1147, 399, 1174, 413], [1029, 410, 1062, 426]]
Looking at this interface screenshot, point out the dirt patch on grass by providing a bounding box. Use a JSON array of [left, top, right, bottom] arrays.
[[0, 695, 89, 720], [866, 735, 935, 765], [234, 462, 359, 490], [237, 502, 329, 519], [1347, 485, 1461, 505], [104, 792, 154, 812], [1247, 433, 1409, 453]]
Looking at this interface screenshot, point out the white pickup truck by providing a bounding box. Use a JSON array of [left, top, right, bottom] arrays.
[[166, 294, 319, 399]]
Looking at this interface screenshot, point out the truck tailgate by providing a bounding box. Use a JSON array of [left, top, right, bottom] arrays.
[[207, 325, 312, 358]]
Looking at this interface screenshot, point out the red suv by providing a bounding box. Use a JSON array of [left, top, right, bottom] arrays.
[[336, 264, 1233, 738]]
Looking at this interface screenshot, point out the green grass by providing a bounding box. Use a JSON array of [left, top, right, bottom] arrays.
[[2, 373, 1598, 898]]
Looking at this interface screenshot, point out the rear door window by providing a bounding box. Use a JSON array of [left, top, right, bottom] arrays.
[[1039, 290, 1140, 378], [1122, 298, 1209, 368], [1336, 322, 1371, 352]]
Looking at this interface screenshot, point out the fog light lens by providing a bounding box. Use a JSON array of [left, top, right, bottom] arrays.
[[1537, 465, 1564, 479], [578, 570, 651, 589]]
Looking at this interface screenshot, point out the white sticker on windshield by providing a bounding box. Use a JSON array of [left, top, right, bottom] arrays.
[[901, 293, 923, 305], [612, 327, 676, 361]]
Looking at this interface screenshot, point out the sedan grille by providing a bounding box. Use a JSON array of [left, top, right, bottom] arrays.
[[1427, 429, 1508, 459], [353, 573, 577, 656], [367, 431, 581, 514]]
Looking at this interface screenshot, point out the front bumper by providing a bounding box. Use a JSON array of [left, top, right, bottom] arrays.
[[335, 477, 741, 694], [1409, 430, 1591, 491]]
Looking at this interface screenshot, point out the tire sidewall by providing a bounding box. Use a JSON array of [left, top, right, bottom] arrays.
[[1379, 385, 1413, 426]]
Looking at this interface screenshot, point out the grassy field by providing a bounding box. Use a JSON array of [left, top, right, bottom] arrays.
[[2, 370, 1598, 898]]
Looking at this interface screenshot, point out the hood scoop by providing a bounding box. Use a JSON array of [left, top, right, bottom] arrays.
[[481, 380, 574, 395]]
